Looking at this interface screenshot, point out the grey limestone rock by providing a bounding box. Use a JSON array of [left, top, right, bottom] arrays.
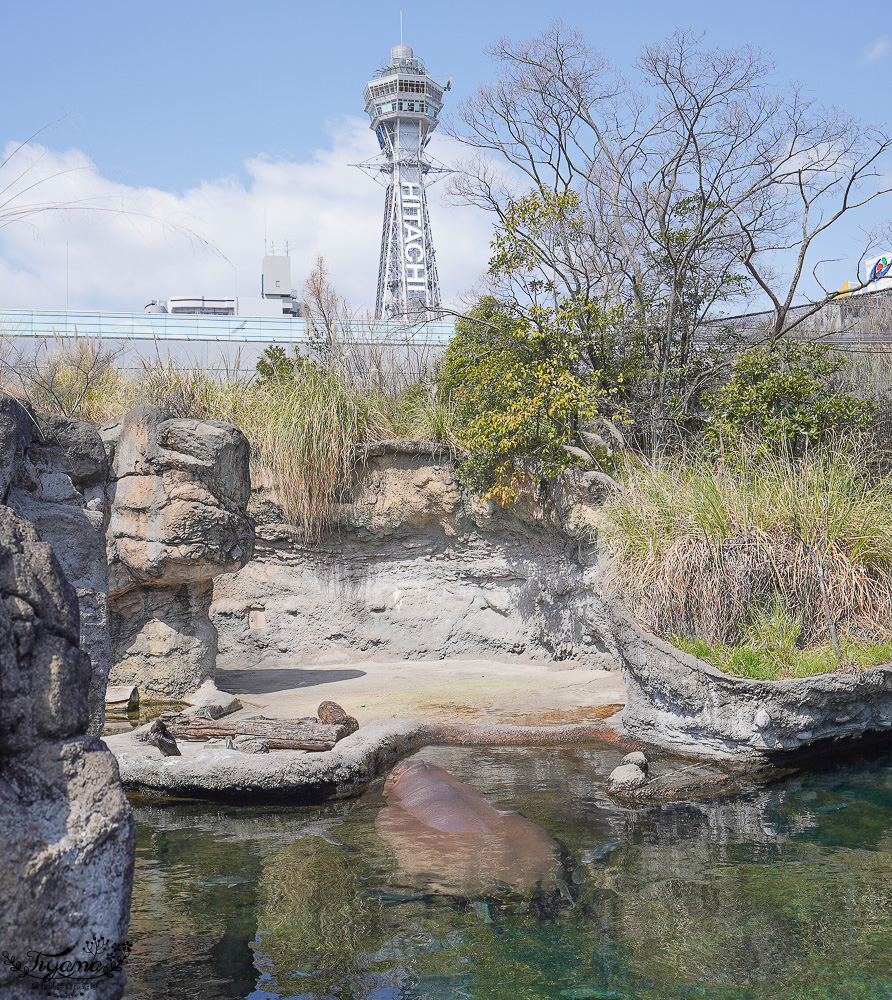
[[607, 762, 649, 794], [621, 750, 649, 775], [0, 506, 134, 1000], [232, 735, 270, 754], [102, 404, 253, 699], [0, 393, 111, 735], [180, 678, 242, 719]]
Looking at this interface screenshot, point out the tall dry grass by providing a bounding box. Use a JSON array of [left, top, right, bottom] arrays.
[[602, 447, 892, 649], [1, 339, 458, 541]]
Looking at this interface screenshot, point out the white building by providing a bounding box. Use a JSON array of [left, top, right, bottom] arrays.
[[145, 255, 300, 317]]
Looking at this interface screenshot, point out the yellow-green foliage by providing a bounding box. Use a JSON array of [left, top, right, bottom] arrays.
[[602, 447, 892, 664], [488, 189, 585, 278], [441, 298, 614, 501]]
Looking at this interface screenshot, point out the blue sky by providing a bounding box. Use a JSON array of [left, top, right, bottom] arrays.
[[1, 0, 890, 311]]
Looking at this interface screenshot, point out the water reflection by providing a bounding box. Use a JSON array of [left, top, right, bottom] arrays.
[[124, 744, 892, 1000]]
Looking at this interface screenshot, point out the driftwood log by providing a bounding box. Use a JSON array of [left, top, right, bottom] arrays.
[[163, 715, 349, 752]]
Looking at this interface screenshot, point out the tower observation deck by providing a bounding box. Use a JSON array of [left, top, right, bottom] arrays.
[[358, 44, 451, 320]]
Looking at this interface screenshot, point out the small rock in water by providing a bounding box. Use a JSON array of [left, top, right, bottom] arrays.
[[620, 751, 649, 776], [607, 763, 647, 795]]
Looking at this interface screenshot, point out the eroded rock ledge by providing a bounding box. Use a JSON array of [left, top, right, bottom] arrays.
[[104, 716, 643, 803], [608, 599, 892, 761]]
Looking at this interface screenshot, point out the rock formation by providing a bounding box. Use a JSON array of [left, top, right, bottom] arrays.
[[209, 437, 892, 765], [0, 392, 254, 711], [607, 596, 892, 760], [102, 405, 253, 699], [1, 393, 111, 735], [212, 441, 619, 670], [0, 506, 133, 1000]]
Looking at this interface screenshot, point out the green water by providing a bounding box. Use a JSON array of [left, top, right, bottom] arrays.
[[124, 744, 892, 1000]]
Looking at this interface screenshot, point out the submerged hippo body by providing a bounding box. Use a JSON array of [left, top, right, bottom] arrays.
[[375, 759, 565, 896]]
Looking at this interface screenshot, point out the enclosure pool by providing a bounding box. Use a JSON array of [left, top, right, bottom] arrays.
[[124, 742, 892, 1000]]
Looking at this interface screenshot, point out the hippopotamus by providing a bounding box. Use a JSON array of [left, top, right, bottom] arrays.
[[375, 759, 566, 898]]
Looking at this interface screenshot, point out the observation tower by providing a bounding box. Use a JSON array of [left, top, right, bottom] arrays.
[[357, 43, 451, 320]]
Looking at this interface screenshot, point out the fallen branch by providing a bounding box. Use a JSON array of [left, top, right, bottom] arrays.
[[163, 715, 349, 752]]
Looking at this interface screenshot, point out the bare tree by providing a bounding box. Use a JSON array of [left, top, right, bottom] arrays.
[[302, 256, 442, 391], [447, 23, 892, 443]]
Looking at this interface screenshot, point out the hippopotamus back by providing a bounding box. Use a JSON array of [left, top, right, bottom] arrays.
[[376, 759, 564, 896]]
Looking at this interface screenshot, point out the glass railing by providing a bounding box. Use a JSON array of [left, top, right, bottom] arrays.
[[0, 308, 456, 346]]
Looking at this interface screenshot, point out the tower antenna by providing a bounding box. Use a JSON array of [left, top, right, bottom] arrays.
[[354, 41, 452, 319]]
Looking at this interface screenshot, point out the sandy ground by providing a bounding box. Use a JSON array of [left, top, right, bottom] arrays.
[[215, 657, 627, 726]]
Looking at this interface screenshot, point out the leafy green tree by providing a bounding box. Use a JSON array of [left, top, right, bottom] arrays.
[[704, 340, 871, 451], [440, 297, 615, 501]]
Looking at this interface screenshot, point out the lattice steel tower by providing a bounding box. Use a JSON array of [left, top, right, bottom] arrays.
[[358, 43, 450, 320]]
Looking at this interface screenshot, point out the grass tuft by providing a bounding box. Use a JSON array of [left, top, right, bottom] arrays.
[[674, 633, 892, 680], [603, 447, 892, 669]]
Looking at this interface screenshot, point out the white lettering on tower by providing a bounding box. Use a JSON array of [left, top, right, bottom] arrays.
[[401, 182, 426, 285]]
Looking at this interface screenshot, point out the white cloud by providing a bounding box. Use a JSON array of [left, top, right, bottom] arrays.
[[862, 35, 890, 64], [0, 117, 494, 314]]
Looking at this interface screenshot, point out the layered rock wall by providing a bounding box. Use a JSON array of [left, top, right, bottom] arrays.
[[212, 442, 619, 670]]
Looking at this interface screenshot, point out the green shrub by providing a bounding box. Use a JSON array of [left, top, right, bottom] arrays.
[[439, 297, 613, 501], [704, 340, 871, 451]]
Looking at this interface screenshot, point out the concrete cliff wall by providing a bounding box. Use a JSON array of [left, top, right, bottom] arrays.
[[211, 442, 620, 671]]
